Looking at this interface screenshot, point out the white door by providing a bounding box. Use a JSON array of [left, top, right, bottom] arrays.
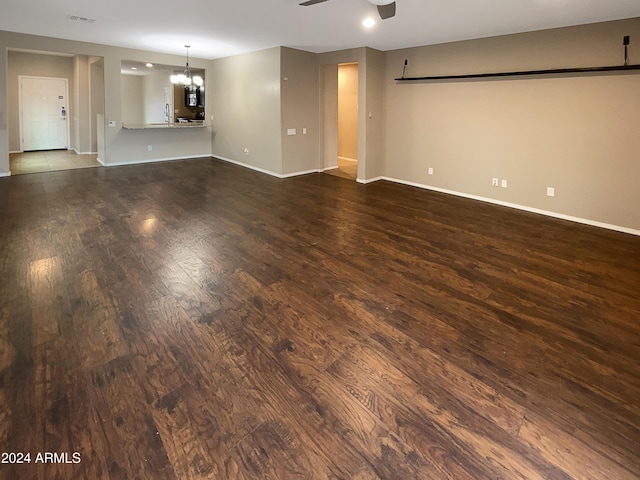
[[20, 76, 69, 151]]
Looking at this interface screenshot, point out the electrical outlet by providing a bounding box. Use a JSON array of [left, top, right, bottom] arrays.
[[501, 179, 508, 188], [492, 178, 499, 187], [428, 167, 433, 175], [147, 145, 152, 151], [244, 148, 250, 155], [547, 187, 555, 197]]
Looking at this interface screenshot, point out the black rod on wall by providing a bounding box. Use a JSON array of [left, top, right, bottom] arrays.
[[395, 64, 640, 82]]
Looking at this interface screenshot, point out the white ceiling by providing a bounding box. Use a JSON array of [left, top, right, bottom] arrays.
[[2, 0, 640, 60]]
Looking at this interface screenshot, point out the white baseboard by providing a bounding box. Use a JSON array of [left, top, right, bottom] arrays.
[[102, 154, 211, 167], [338, 156, 357, 163], [358, 176, 384, 184], [281, 168, 322, 178], [371, 176, 640, 237], [214, 155, 283, 178], [97, 157, 105, 166], [11, 149, 96, 155], [0, 171, 11, 177], [214, 155, 321, 179]]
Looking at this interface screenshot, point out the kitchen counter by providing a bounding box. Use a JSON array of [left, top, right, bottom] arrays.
[[122, 122, 207, 129]]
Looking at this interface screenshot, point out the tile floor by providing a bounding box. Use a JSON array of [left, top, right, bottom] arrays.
[[9, 150, 100, 175]]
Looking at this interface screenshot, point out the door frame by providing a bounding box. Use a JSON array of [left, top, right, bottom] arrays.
[[319, 60, 365, 182], [337, 62, 359, 166], [18, 75, 71, 152]]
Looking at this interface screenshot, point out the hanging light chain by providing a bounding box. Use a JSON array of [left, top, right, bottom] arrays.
[[171, 44, 203, 87]]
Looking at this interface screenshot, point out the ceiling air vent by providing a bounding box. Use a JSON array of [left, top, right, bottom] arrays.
[[67, 15, 96, 24]]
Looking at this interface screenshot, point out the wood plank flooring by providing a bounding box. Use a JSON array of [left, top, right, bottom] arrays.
[[0, 157, 639, 479]]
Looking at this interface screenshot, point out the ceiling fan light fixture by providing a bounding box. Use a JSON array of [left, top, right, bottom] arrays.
[[363, 17, 376, 28], [299, 0, 396, 20]]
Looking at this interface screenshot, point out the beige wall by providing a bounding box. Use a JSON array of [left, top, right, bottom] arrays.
[[280, 47, 319, 176], [384, 18, 640, 231], [338, 63, 358, 161], [73, 55, 92, 153], [121, 75, 144, 124], [320, 64, 338, 170], [209, 47, 282, 174], [89, 57, 105, 154], [364, 47, 385, 180], [142, 71, 171, 124]]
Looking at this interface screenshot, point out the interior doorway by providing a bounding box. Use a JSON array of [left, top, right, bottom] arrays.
[[322, 62, 359, 181], [336, 63, 358, 180], [8, 50, 104, 175], [13, 74, 99, 175]]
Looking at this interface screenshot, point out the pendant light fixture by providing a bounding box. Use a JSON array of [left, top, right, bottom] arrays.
[[171, 45, 203, 87]]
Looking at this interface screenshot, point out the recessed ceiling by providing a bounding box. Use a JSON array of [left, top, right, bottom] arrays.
[[1, 0, 639, 59]]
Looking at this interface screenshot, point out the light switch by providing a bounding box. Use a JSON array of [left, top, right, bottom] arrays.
[[287, 128, 297, 136]]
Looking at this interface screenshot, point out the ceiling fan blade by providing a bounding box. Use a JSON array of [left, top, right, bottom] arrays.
[[299, 0, 330, 6], [376, 1, 396, 19]]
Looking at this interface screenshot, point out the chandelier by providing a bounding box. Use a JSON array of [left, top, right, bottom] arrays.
[[171, 45, 203, 87]]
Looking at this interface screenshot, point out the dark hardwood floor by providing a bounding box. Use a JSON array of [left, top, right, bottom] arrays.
[[0, 157, 639, 479]]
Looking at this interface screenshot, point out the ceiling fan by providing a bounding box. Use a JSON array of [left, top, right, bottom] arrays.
[[299, 0, 397, 20]]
